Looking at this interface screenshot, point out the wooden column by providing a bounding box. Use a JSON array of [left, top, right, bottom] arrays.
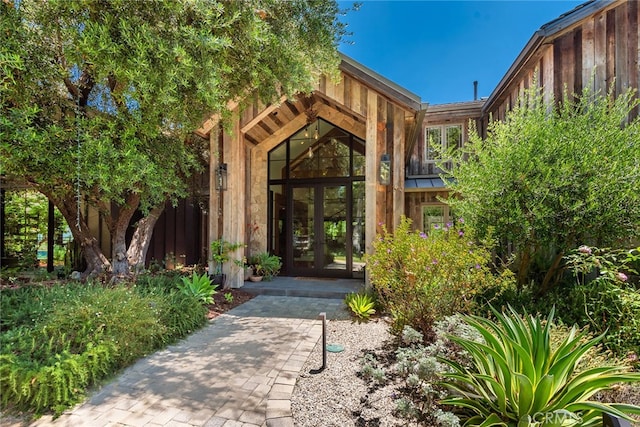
[[365, 90, 378, 287], [208, 127, 220, 275], [392, 108, 405, 230], [542, 45, 555, 107], [222, 114, 245, 288], [378, 98, 389, 229]]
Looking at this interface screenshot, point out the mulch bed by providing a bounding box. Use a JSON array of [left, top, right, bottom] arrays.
[[206, 288, 256, 320]]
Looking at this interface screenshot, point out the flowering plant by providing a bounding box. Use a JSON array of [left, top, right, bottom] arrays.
[[565, 245, 639, 285], [564, 246, 640, 358], [366, 216, 514, 336]]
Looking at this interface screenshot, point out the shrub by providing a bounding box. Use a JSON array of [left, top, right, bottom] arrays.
[[134, 270, 182, 291], [159, 292, 207, 338], [367, 216, 514, 336], [474, 246, 640, 359], [446, 84, 640, 291], [439, 306, 640, 427], [562, 246, 640, 358], [0, 280, 206, 416]]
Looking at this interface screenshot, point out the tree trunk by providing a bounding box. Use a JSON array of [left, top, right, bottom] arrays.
[[127, 204, 165, 274], [517, 245, 531, 289], [539, 251, 565, 295], [111, 193, 141, 276], [49, 192, 111, 277]]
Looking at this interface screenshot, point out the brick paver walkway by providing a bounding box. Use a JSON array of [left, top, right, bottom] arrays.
[[4, 296, 349, 427]]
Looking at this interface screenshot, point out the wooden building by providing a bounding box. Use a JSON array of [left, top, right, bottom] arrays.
[[115, 0, 640, 287], [193, 56, 422, 287], [2, 0, 638, 286]]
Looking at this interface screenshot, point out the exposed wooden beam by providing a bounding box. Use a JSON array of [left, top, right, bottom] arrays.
[[240, 95, 287, 134], [195, 98, 241, 138], [312, 91, 366, 123]]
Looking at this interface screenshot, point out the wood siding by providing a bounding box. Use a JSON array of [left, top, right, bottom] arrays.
[[405, 191, 451, 231], [145, 198, 205, 268], [407, 102, 483, 177], [484, 0, 639, 125]]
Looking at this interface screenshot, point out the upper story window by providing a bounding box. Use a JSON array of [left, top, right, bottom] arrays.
[[424, 124, 462, 162]]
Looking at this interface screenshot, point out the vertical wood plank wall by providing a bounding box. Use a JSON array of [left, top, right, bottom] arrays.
[[365, 90, 378, 262], [146, 199, 203, 267], [392, 107, 405, 230], [485, 0, 639, 123]]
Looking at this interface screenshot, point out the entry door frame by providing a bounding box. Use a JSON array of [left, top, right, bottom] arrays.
[[286, 181, 353, 278]]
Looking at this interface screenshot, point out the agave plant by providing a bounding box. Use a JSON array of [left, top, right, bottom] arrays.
[[178, 272, 217, 305], [345, 292, 376, 320], [439, 306, 640, 427]]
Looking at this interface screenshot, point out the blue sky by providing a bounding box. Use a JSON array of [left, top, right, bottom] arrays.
[[337, 1, 584, 105]]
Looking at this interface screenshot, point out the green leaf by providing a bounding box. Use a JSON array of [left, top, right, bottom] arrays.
[[515, 372, 534, 417], [477, 413, 509, 427], [531, 373, 554, 414]]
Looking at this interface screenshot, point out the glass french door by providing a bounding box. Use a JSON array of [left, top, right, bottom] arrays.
[[290, 184, 350, 277]]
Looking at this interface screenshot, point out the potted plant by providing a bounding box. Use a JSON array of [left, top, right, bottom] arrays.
[[248, 252, 282, 281], [210, 239, 244, 287]]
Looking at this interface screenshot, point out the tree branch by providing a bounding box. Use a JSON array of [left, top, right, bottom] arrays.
[[78, 69, 94, 107], [107, 73, 126, 111], [54, 25, 81, 100], [63, 77, 80, 100]]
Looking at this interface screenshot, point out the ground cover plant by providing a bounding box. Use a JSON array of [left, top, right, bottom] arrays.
[[0, 274, 207, 416]]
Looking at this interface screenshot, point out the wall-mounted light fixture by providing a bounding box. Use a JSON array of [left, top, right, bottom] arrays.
[[379, 154, 391, 185], [215, 163, 228, 191]]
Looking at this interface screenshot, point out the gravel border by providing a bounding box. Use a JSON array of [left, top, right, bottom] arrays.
[[292, 317, 640, 427], [291, 317, 406, 427]]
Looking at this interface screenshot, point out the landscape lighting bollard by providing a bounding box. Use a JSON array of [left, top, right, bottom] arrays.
[[309, 312, 327, 374]]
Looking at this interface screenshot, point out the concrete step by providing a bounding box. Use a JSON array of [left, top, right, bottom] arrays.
[[240, 276, 365, 299]]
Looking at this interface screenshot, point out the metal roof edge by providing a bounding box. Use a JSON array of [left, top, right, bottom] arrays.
[[482, 0, 618, 114], [339, 52, 422, 111], [426, 100, 485, 113]]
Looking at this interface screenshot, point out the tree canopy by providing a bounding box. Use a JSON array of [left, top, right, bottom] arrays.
[[1, 0, 346, 276], [445, 85, 640, 291]]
